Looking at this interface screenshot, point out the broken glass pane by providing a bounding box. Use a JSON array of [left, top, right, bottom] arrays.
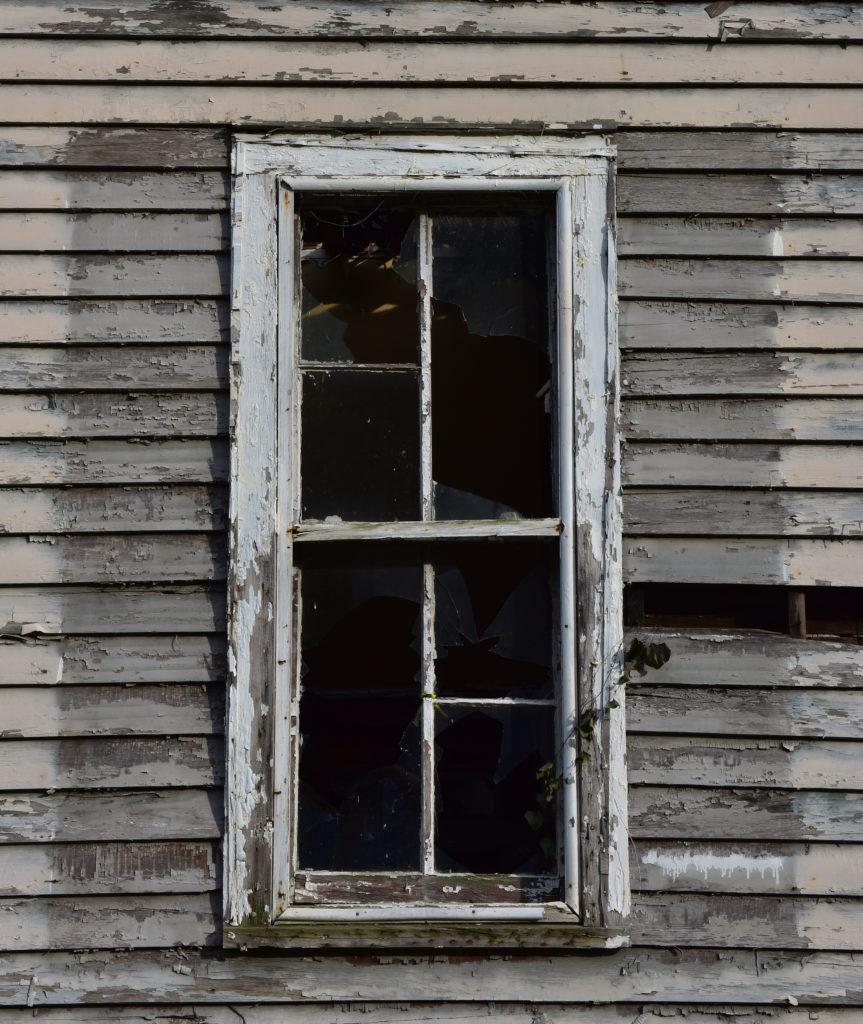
[[300, 201, 419, 364], [434, 705, 557, 875], [301, 369, 420, 522], [435, 544, 553, 699], [297, 560, 422, 870]]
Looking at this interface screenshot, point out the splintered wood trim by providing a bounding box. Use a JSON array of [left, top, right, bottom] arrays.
[[294, 519, 561, 542], [293, 872, 559, 906]]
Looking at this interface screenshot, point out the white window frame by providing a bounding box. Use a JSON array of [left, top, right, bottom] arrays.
[[226, 134, 625, 949]]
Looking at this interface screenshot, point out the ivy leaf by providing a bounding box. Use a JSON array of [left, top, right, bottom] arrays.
[[524, 810, 544, 832]]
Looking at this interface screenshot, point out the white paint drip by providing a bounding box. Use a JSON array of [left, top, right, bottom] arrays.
[[769, 227, 784, 257], [642, 849, 784, 885]]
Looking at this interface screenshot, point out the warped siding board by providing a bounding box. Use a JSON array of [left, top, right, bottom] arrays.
[[621, 630, 863, 690], [624, 536, 863, 586], [5, 86, 863, 130], [623, 489, 863, 537], [630, 786, 863, 842], [0, 685, 223, 739], [628, 688, 863, 739], [0, 635, 226, 685], [0, 894, 219, 951], [0, 585, 224, 635], [3, 2, 862, 41], [0, 346, 226, 390], [623, 398, 863, 441], [0, 841, 219, 897], [0, 212, 227, 252], [631, 893, 863, 950], [1, 948, 863, 1006], [620, 301, 863, 350], [0, 127, 229, 169], [0, 534, 227, 584], [628, 736, 863, 789], [0, 255, 224, 299], [624, 442, 863, 489], [0, 171, 227, 210], [0, 300, 227, 345], [5, 40, 862, 85], [622, 352, 863, 397], [0, 440, 228, 486], [0, 394, 224, 439], [0, 790, 222, 843], [0, 737, 223, 789], [618, 217, 863, 258], [619, 258, 863, 303], [0, 485, 228, 533], [632, 840, 863, 896]]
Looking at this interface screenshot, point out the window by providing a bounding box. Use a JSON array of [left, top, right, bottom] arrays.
[[226, 135, 625, 948]]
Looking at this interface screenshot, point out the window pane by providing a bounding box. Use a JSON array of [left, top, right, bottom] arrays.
[[300, 201, 419, 364], [301, 369, 421, 522], [435, 705, 557, 875], [431, 211, 553, 520], [297, 562, 422, 871]]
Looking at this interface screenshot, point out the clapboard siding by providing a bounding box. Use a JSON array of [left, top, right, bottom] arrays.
[[0, 212, 227, 252], [0, 171, 227, 209], [0, 347, 226, 389]]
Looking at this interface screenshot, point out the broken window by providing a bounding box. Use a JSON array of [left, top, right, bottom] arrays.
[[228, 136, 621, 945]]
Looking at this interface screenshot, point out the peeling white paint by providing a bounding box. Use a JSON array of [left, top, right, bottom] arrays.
[[641, 848, 784, 885]]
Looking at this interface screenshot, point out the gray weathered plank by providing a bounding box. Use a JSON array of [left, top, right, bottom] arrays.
[[0, 127, 228, 169], [623, 398, 863, 441], [0, 585, 224, 635], [619, 258, 863, 303], [623, 351, 863, 396], [623, 442, 863, 488], [629, 736, 863, 789], [0, 635, 226, 685], [0, 841, 219, 897], [0, 534, 226, 584], [0, 255, 224, 298], [632, 840, 863, 896], [0, 737, 222, 789], [0, 346, 226, 389], [0, 685, 223, 739], [620, 301, 863, 350], [0, 394, 224, 439], [0, 485, 227, 533], [631, 786, 863, 841], [0, 300, 226, 344], [624, 536, 863, 586], [619, 217, 863, 257], [0, 440, 228, 486], [624, 489, 863, 536], [0, 212, 226, 252], [0, 171, 227, 210], [0, 790, 222, 843]]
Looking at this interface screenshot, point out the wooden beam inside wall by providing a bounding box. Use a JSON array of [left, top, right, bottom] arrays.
[[788, 589, 807, 638]]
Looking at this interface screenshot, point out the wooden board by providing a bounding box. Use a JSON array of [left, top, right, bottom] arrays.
[[0, 211, 226, 252], [0, 171, 226, 210], [0, 841, 218, 897], [0, 127, 228, 169], [618, 131, 863, 170], [0, 255, 224, 298]]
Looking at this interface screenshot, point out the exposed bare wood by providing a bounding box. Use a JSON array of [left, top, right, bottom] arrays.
[[0, 789, 221, 843], [629, 735, 863, 788], [295, 519, 560, 543], [0, 255, 224, 298], [630, 786, 863, 841], [620, 301, 863, 350], [0, 393, 224, 439], [3, 86, 863, 130], [0, 585, 224, 635], [789, 588, 808, 638], [0, 685, 222, 739], [0, 841, 218, 897], [619, 217, 863, 257], [620, 258, 863, 303], [623, 398, 863, 441], [0, 737, 222, 789], [0, 171, 226, 210], [0, 635, 226, 685], [623, 489, 863, 536], [623, 351, 863, 397], [618, 131, 863, 170], [0, 127, 228, 168], [0, 299, 226, 344], [0, 485, 227, 533], [0, 440, 227, 486], [632, 840, 863, 896], [624, 536, 863, 587], [0, 212, 226, 252], [624, 442, 863, 488]]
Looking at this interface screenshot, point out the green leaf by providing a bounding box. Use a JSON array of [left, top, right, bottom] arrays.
[[540, 837, 555, 860], [524, 810, 544, 832], [608, 698, 620, 709]]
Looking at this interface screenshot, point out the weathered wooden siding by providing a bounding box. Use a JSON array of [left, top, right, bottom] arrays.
[[0, 1, 861, 1019]]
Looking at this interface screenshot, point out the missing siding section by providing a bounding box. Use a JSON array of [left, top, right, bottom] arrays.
[[626, 584, 863, 644]]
